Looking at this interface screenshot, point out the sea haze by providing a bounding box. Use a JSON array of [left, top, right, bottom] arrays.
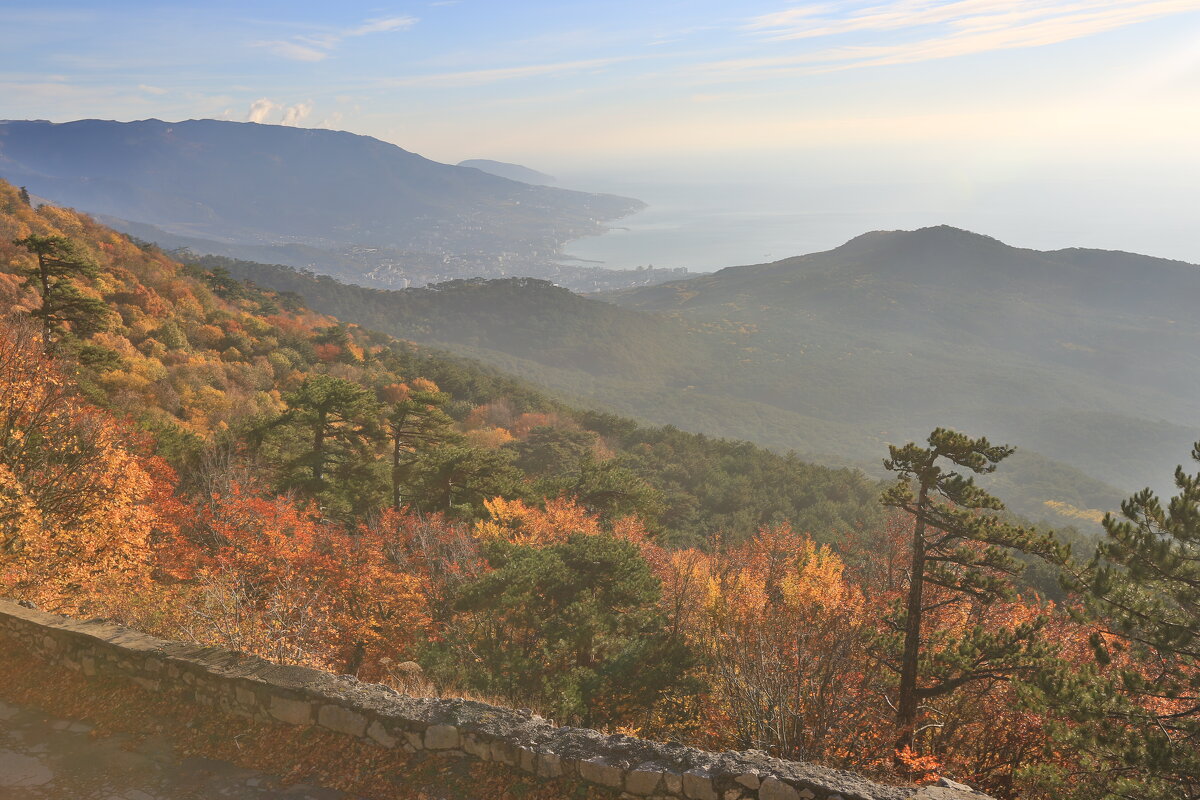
[[557, 157, 1200, 273]]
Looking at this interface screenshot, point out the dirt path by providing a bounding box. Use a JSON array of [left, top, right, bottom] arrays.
[[0, 698, 351, 799]]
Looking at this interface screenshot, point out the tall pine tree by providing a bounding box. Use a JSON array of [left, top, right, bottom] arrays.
[[881, 428, 1063, 757]]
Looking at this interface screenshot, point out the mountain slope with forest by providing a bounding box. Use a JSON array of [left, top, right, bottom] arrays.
[[0, 118, 653, 291], [192, 241, 1156, 532], [0, 177, 878, 548], [4, 179, 1197, 800]]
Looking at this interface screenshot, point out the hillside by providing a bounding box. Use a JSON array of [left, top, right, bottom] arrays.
[[192, 245, 1147, 532], [0, 118, 650, 291], [609, 226, 1200, 489], [5, 182, 1193, 800], [0, 177, 879, 547]]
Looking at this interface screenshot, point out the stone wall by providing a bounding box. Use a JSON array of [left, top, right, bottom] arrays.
[[0, 599, 989, 800]]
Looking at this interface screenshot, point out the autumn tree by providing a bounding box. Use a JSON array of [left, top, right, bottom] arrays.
[[12, 234, 109, 348], [164, 485, 429, 675], [0, 316, 174, 613], [697, 524, 887, 766], [881, 428, 1062, 756]]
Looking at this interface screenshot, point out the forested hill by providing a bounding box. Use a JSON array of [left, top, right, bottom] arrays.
[[607, 225, 1200, 494], [196, 249, 1136, 531], [199, 226, 1200, 522], [191, 258, 722, 383], [0, 177, 878, 546], [0, 118, 646, 290]]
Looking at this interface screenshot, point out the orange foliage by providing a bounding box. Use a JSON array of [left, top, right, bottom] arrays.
[[161, 485, 431, 678], [0, 318, 179, 616]]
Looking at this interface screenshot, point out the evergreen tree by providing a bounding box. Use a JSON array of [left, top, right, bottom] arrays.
[[13, 235, 109, 348], [1030, 443, 1200, 799], [273, 374, 383, 517], [881, 428, 1063, 755], [406, 444, 523, 517], [386, 385, 454, 510], [447, 533, 692, 726]]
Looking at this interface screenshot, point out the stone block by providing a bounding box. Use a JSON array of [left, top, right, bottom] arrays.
[[318, 704, 368, 737], [723, 791, 746, 800], [760, 778, 801, 800], [796, 789, 816, 800], [579, 757, 625, 789], [518, 746, 537, 773], [462, 733, 491, 760], [268, 695, 313, 725], [735, 773, 761, 790], [425, 723, 460, 749], [663, 773, 684, 795], [683, 769, 717, 800], [81, 656, 97, 676], [404, 730, 425, 751], [537, 753, 563, 779], [367, 720, 398, 748], [625, 768, 664, 796], [491, 739, 518, 765], [235, 686, 258, 708]]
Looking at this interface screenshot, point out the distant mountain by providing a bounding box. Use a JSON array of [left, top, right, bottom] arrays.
[[458, 159, 555, 185], [609, 226, 1200, 493], [194, 225, 1200, 529], [0, 118, 647, 291]]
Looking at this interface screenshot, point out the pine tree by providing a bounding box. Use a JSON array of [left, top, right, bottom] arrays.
[[273, 374, 383, 517], [13, 235, 109, 348], [386, 384, 454, 510], [881, 428, 1063, 756], [1032, 443, 1200, 799]]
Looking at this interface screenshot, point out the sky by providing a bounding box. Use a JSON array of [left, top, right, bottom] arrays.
[[3, 1, 1200, 263]]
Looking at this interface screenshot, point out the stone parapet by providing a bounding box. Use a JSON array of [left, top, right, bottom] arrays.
[[0, 600, 991, 800]]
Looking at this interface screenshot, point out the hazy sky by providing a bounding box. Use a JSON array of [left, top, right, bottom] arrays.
[[4, 1, 1200, 260]]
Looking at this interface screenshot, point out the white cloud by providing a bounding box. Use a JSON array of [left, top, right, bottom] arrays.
[[247, 97, 281, 123], [281, 100, 313, 126], [137, 83, 168, 95], [255, 14, 417, 61]]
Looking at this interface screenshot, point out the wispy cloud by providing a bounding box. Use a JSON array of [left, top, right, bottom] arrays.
[[379, 56, 635, 88], [728, 0, 1200, 75], [254, 14, 418, 61]]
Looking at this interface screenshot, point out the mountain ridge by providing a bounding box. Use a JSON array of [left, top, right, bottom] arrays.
[[0, 118, 648, 291]]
